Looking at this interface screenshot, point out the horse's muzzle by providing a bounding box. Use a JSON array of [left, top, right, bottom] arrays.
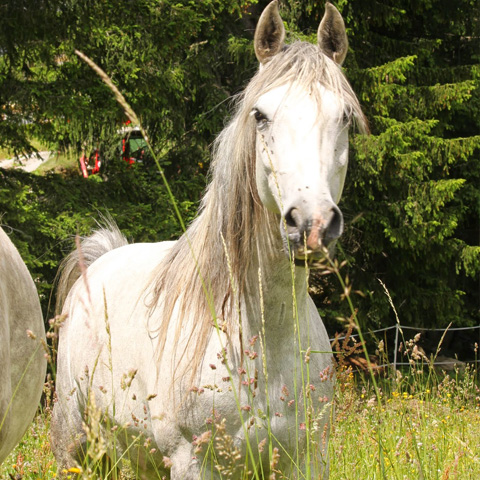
[[283, 202, 344, 260]]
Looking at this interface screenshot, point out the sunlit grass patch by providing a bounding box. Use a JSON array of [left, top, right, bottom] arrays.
[[0, 407, 56, 479], [35, 148, 79, 175], [330, 364, 480, 479], [0, 137, 51, 162]]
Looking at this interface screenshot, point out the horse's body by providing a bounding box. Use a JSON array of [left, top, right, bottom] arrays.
[[0, 227, 46, 464], [53, 236, 332, 478], [52, 3, 366, 478]]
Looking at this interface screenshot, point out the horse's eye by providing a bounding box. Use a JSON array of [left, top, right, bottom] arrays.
[[251, 109, 269, 129], [342, 111, 352, 127]]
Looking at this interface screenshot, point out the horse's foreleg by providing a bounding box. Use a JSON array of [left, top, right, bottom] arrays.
[[169, 439, 212, 480], [50, 396, 86, 474]]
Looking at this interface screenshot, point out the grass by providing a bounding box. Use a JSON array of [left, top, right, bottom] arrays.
[[34, 149, 78, 175], [0, 139, 80, 177], [0, 408, 56, 479], [1, 363, 478, 479], [331, 364, 480, 479]]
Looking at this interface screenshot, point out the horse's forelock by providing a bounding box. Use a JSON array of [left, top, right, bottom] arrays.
[[238, 41, 367, 134]]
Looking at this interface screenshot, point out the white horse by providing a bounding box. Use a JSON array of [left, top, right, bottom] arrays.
[[0, 227, 46, 464], [52, 2, 366, 478]]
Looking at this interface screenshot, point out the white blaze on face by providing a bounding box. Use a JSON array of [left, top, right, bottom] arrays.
[[254, 82, 350, 217]]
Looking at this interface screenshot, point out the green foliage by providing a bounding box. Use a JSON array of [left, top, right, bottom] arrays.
[[315, 0, 480, 330], [0, 0, 255, 317]]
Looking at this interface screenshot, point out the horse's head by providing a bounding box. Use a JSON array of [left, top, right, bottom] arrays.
[[252, 1, 363, 262]]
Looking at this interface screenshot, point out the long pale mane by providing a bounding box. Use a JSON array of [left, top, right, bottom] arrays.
[[148, 41, 367, 372]]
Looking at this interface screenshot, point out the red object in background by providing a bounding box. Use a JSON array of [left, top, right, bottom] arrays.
[[79, 155, 88, 177], [79, 126, 149, 177], [122, 131, 148, 166], [121, 138, 135, 165], [91, 150, 101, 174], [79, 149, 102, 178]]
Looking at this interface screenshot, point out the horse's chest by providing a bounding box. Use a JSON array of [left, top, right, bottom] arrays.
[[174, 320, 334, 464], [189, 354, 332, 451]]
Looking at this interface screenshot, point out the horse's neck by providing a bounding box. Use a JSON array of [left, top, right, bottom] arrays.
[[241, 252, 309, 343]]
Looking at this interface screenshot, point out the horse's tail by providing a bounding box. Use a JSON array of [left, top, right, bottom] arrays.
[[55, 219, 128, 315]]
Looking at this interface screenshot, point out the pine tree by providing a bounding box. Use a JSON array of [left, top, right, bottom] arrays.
[[304, 0, 480, 330]]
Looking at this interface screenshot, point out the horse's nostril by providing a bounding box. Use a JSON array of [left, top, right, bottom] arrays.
[[324, 205, 343, 244], [284, 207, 303, 230]]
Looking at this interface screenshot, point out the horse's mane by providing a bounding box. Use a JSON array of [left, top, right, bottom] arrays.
[[148, 41, 367, 376]]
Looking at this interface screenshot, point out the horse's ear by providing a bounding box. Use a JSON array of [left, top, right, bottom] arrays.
[[318, 3, 348, 65], [254, 0, 285, 64]]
